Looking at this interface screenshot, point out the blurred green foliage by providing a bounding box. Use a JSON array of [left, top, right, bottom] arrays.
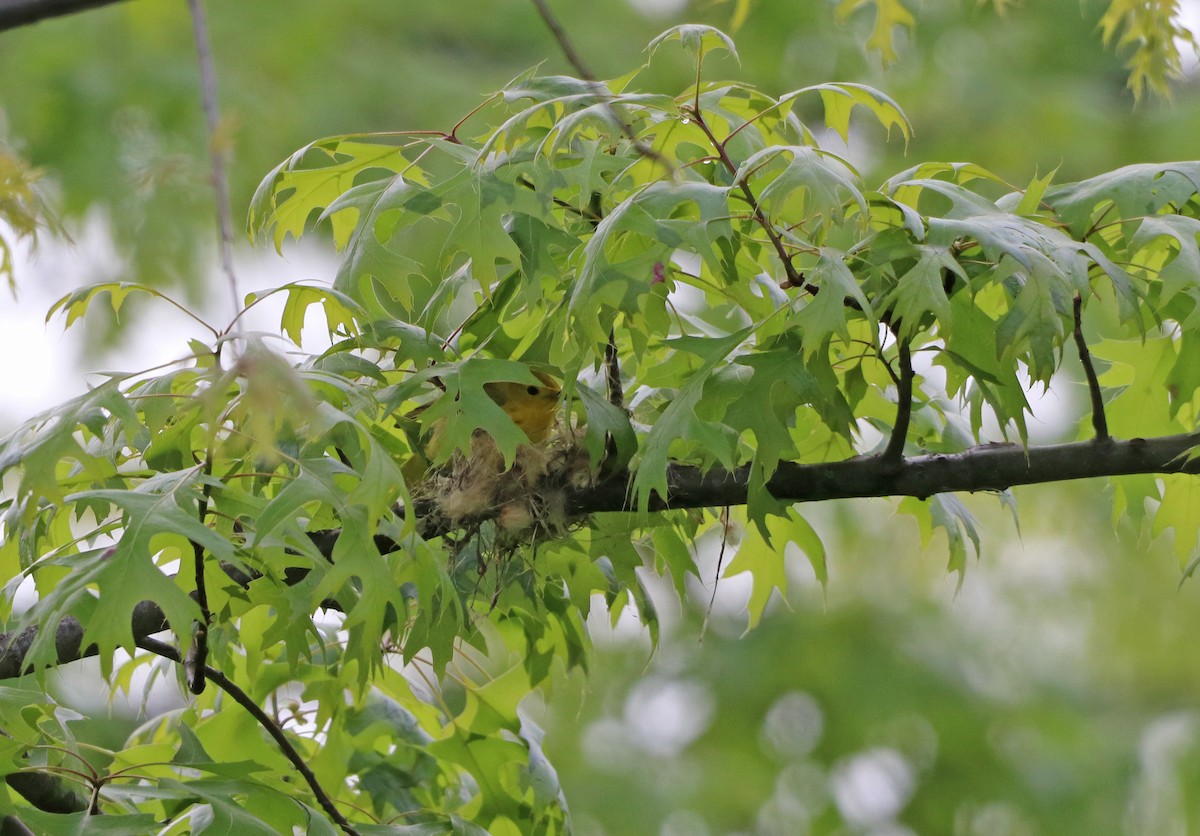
[[547, 483, 1200, 833], [6, 0, 1200, 832], [5, 0, 1200, 295]]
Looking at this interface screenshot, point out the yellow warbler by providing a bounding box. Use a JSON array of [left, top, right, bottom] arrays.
[[403, 373, 561, 480], [478, 375, 561, 445]]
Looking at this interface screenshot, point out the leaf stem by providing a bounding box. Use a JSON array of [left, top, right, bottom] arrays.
[[1073, 293, 1110, 442], [135, 636, 358, 836]]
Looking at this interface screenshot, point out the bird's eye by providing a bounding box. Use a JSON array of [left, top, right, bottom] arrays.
[[527, 385, 540, 396]]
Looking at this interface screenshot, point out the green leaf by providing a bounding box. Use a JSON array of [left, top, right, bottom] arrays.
[[632, 330, 749, 513], [783, 82, 912, 145], [738, 145, 868, 225], [244, 283, 365, 345], [1044, 162, 1200, 237], [1013, 167, 1058, 216], [576, 380, 636, 473], [418, 359, 553, 465], [647, 24, 740, 64], [721, 507, 810, 629], [880, 244, 962, 340], [899, 494, 981, 586], [248, 137, 412, 251], [46, 282, 180, 330], [1153, 474, 1200, 568], [835, 0, 916, 64], [791, 249, 874, 357], [569, 180, 734, 344], [1131, 214, 1200, 310]]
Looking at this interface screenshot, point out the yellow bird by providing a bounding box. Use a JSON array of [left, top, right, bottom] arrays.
[[477, 376, 561, 445], [403, 372, 561, 480]]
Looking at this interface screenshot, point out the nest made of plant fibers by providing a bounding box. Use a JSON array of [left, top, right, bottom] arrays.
[[413, 428, 594, 538]]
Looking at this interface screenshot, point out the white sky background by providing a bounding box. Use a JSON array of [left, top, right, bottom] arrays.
[[0, 217, 339, 430]]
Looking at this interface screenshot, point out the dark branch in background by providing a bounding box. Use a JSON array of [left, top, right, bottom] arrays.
[[0, 816, 35, 835], [0, 0, 124, 30], [1074, 293, 1110, 442], [882, 339, 914, 463], [186, 0, 241, 322], [136, 637, 358, 836], [529, 0, 594, 78], [184, 0, 240, 695]]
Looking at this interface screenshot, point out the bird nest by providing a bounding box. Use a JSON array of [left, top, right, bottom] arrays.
[[413, 428, 593, 543]]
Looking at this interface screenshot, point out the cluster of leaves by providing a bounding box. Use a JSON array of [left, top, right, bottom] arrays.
[[0, 139, 59, 293], [3, 23, 1200, 832], [1098, 0, 1200, 99], [834, 0, 1198, 100]]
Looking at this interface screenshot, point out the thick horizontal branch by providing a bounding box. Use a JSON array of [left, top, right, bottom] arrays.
[[1, 432, 1197, 685], [568, 433, 1200, 514], [0, 0, 126, 30]]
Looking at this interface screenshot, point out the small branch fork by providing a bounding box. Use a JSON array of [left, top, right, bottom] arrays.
[[1073, 293, 1110, 442]]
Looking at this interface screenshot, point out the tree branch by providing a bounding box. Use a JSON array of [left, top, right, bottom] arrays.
[[4, 433, 1199, 681], [882, 339, 914, 463], [0, 0, 125, 31], [136, 637, 358, 835], [565, 433, 1200, 514], [1074, 293, 1109, 442]]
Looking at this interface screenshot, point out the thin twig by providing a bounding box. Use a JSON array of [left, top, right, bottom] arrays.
[[690, 112, 805, 289], [186, 0, 241, 323], [135, 637, 358, 836], [1073, 293, 1109, 442], [529, 0, 595, 79], [700, 507, 731, 639], [882, 338, 913, 463], [527, 0, 671, 172], [185, 526, 209, 694], [604, 328, 624, 410]]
